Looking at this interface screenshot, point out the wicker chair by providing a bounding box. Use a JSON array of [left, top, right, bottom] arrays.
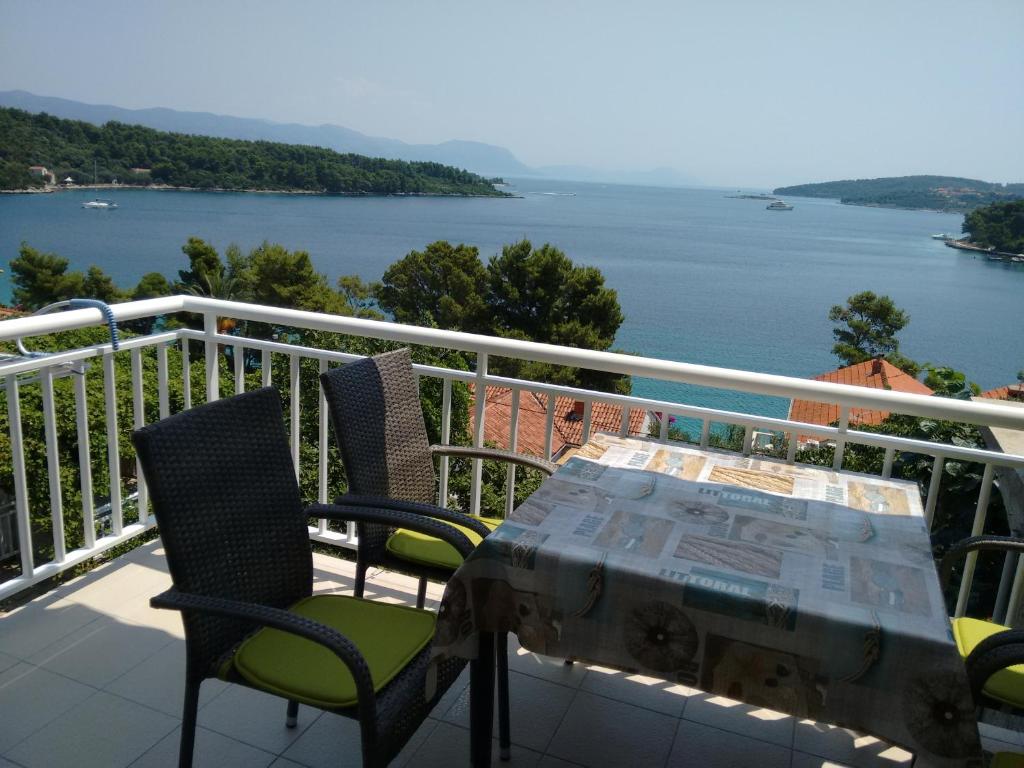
[[319, 347, 557, 760], [940, 536, 1024, 710], [134, 387, 479, 768]]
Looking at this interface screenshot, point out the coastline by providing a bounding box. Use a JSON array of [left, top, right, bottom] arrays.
[[0, 183, 514, 199]]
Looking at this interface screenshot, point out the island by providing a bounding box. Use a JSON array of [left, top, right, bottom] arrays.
[[772, 175, 1024, 213], [958, 200, 1024, 257], [0, 107, 508, 197]]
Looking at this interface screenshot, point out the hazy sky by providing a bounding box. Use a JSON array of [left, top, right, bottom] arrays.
[[2, 0, 1022, 187]]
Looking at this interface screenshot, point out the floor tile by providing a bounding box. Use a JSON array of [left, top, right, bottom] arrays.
[[269, 760, 309, 768], [793, 721, 912, 767], [7, 690, 177, 768], [0, 653, 19, 675], [408, 721, 542, 768], [59, 560, 172, 615], [0, 663, 96, 753], [547, 690, 677, 768], [198, 684, 319, 754], [980, 721, 1024, 747], [789, 749, 854, 767], [0, 599, 104, 660], [666, 719, 791, 768], [29, 615, 177, 688], [106, 641, 227, 717], [277, 711, 363, 768], [129, 726, 276, 768], [442, 670, 576, 753], [507, 641, 588, 689], [682, 692, 794, 748], [581, 665, 695, 717], [537, 757, 586, 768]]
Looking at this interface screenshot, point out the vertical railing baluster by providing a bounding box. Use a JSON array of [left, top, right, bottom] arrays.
[[131, 348, 148, 524], [833, 406, 849, 470], [786, 431, 797, 464], [73, 368, 95, 549], [204, 312, 219, 403], [318, 359, 329, 535], [882, 447, 895, 479], [659, 412, 669, 441], [103, 352, 123, 536], [234, 343, 245, 395], [619, 406, 630, 437], [699, 420, 710, 449], [1005, 555, 1024, 626], [543, 393, 556, 461], [40, 369, 66, 562], [289, 355, 301, 480], [262, 349, 272, 388], [742, 425, 753, 456], [923, 456, 944, 529], [505, 389, 521, 518], [471, 353, 488, 516], [6, 377, 34, 578], [181, 338, 191, 410], [157, 343, 170, 419], [955, 464, 996, 617], [581, 400, 593, 444], [438, 377, 452, 507]]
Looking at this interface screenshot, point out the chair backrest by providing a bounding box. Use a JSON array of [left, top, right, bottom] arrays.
[[320, 347, 436, 504], [133, 388, 312, 672]]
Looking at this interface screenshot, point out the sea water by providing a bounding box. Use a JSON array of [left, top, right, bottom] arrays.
[[1, 179, 1020, 418]]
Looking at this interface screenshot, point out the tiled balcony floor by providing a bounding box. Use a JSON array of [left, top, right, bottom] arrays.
[[1, 540, 1021, 768]]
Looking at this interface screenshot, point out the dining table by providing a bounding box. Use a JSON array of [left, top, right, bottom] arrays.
[[433, 432, 983, 768]]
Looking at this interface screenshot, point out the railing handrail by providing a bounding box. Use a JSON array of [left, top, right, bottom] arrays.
[[2, 294, 1024, 431]]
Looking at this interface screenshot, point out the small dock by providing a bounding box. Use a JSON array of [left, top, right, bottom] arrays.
[[944, 238, 1024, 262]]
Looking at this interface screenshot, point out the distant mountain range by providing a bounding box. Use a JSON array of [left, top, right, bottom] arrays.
[[773, 175, 1024, 212], [0, 90, 697, 186]]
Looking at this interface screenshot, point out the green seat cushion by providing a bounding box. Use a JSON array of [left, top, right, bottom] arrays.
[[386, 516, 502, 570], [992, 753, 1024, 768], [952, 616, 1024, 708], [231, 594, 435, 709]]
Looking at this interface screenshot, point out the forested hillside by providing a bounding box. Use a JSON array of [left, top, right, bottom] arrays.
[[962, 200, 1024, 253], [0, 107, 507, 196], [773, 175, 1024, 212]]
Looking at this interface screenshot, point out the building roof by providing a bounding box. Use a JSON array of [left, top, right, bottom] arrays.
[[980, 383, 1024, 402], [469, 385, 648, 460], [788, 359, 933, 432]]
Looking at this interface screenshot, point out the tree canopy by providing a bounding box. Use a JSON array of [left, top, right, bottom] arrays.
[[828, 291, 917, 375], [962, 200, 1024, 253], [0, 107, 507, 196]]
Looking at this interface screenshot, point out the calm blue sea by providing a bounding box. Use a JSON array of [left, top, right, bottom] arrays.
[[1, 180, 1021, 419]]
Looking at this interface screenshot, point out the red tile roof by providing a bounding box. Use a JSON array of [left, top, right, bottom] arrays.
[[980, 384, 1024, 402], [788, 359, 934, 432], [470, 385, 648, 460]]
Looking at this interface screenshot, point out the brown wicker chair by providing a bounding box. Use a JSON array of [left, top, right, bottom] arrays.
[[319, 347, 557, 760], [134, 387, 476, 768]]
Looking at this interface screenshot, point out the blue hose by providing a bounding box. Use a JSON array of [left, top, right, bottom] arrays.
[[68, 298, 120, 351]]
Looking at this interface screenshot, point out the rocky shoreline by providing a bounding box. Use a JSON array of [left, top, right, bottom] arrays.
[[0, 183, 513, 198]]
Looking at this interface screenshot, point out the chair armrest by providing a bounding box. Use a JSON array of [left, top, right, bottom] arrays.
[[964, 628, 1024, 705], [329, 494, 493, 539], [940, 536, 1024, 590], [431, 444, 558, 476], [308, 502, 479, 557], [150, 587, 376, 713]]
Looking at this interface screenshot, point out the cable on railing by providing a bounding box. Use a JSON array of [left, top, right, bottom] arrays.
[[15, 298, 120, 357]]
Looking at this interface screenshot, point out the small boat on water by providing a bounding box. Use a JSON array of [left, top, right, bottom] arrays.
[[931, 233, 950, 240], [766, 200, 793, 211], [82, 199, 118, 210]]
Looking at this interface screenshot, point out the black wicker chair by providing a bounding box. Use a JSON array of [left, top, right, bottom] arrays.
[[134, 387, 477, 768], [319, 347, 558, 760], [940, 536, 1024, 709]]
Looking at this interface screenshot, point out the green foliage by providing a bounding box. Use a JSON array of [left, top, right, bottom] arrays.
[[132, 272, 172, 300], [9, 243, 86, 308], [923, 366, 980, 399], [828, 291, 917, 375], [0, 107, 506, 196], [962, 200, 1024, 253], [773, 175, 1024, 212]]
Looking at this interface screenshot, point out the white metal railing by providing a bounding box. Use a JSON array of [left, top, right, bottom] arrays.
[[2, 296, 1024, 616]]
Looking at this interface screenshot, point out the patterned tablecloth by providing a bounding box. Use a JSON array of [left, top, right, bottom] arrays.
[[435, 433, 982, 767]]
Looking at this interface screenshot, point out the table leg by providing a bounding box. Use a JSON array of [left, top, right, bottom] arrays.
[[470, 631, 495, 768]]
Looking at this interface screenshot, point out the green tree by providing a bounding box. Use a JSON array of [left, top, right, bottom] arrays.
[[828, 291, 917, 375], [376, 241, 490, 331], [82, 266, 125, 304], [132, 272, 172, 300], [963, 200, 1024, 253], [923, 366, 980, 399], [9, 243, 86, 309], [176, 236, 224, 293]]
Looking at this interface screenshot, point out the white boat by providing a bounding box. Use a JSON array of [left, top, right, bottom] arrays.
[[82, 199, 118, 210], [766, 200, 793, 210], [931, 233, 950, 240]]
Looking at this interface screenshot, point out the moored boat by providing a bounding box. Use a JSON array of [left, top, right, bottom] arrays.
[[82, 199, 118, 209], [766, 200, 793, 210]]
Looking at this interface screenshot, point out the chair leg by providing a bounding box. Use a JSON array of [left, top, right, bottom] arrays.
[[286, 699, 299, 728], [354, 561, 367, 599], [179, 678, 201, 768], [496, 632, 511, 761], [416, 577, 428, 610]]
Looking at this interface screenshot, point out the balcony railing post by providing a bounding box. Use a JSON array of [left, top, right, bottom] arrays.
[[505, 388, 521, 518], [471, 353, 488, 516], [318, 359, 329, 535], [131, 347, 148, 524], [203, 312, 219, 403], [438, 377, 452, 506], [6, 376, 34, 578], [102, 351, 123, 536], [73, 367, 95, 549], [833, 406, 849, 470], [40, 368, 66, 563], [955, 463, 996, 617]]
